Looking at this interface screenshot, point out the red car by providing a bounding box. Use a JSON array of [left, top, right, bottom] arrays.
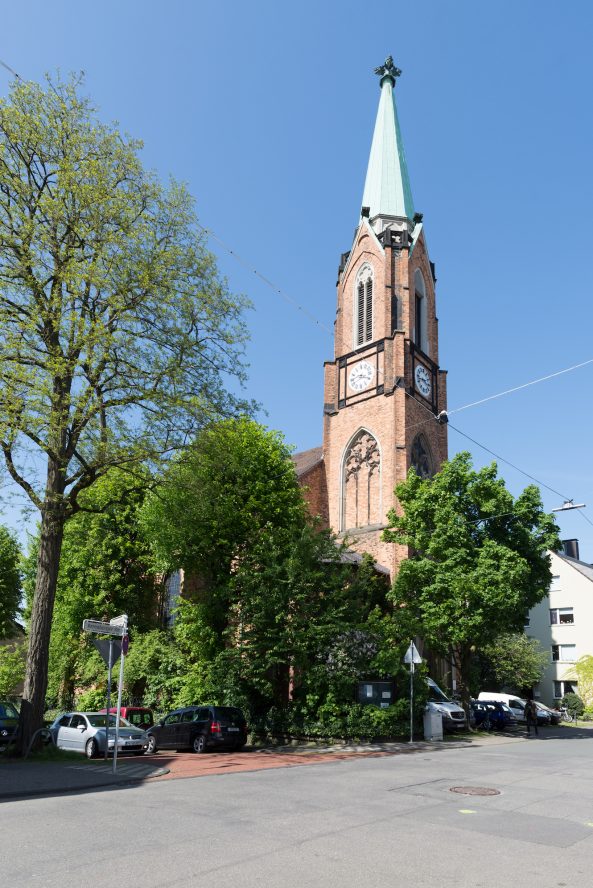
[[100, 706, 154, 729]]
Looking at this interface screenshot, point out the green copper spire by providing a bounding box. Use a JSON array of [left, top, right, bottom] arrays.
[[361, 57, 415, 223]]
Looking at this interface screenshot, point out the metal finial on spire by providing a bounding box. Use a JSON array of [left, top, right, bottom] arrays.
[[374, 56, 401, 85]]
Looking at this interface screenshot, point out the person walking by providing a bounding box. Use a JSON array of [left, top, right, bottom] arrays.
[[524, 697, 538, 737]]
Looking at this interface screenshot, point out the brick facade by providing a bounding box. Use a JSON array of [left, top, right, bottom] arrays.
[[294, 220, 448, 579]]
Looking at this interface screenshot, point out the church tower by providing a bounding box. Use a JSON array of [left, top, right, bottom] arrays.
[[320, 58, 448, 576]]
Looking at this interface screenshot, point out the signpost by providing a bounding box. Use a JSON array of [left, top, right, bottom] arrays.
[[82, 614, 129, 773], [403, 640, 423, 743]]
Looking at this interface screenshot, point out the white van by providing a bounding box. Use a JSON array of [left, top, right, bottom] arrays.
[[427, 679, 467, 731], [478, 692, 526, 723]]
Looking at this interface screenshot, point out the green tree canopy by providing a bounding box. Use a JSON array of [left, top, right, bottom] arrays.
[[383, 452, 560, 706], [0, 525, 21, 637], [22, 470, 163, 709], [0, 74, 252, 748], [477, 633, 549, 696], [142, 419, 392, 715], [143, 417, 307, 572]]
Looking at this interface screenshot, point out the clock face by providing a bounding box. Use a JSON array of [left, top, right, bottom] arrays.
[[414, 364, 432, 399], [348, 360, 374, 392]]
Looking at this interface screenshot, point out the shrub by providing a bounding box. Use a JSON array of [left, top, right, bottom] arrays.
[[561, 692, 585, 718], [251, 697, 418, 743], [76, 688, 108, 711]]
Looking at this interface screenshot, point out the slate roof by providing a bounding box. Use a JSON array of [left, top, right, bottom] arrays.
[[292, 445, 323, 477]]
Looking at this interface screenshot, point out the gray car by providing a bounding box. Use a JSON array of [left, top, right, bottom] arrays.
[[50, 711, 149, 758]]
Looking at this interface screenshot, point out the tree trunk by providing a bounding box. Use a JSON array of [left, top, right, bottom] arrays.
[[455, 646, 474, 730], [16, 505, 65, 755]]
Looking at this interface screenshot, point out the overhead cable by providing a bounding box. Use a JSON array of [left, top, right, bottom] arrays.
[[449, 359, 593, 416], [197, 224, 333, 335]]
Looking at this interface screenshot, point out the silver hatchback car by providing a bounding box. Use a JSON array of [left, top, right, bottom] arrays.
[[50, 711, 149, 758]]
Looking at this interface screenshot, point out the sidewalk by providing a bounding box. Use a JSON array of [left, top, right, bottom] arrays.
[[0, 733, 508, 801], [0, 757, 169, 801]]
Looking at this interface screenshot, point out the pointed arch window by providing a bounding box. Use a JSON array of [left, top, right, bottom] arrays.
[[355, 266, 373, 348], [410, 433, 434, 479], [414, 269, 429, 355], [341, 429, 382, 531]]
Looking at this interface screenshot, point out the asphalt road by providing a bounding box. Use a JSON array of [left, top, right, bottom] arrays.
[[4, 730, 593, 887]]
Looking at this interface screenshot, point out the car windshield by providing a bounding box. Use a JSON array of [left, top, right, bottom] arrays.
[[86, 715, 131, 728], [427, 683, 450, 704], [0, 703, 18, 719]]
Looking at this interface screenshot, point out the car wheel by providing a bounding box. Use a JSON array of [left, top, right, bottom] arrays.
[[234, 742, 246, 752], [192, 735, 207, 754], [482, 717, 491, 731], [85, 738, 98, 759], [145, 735, 157, 755]]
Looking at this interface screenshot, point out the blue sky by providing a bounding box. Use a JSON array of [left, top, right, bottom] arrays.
[[2, 0, 593, 557]]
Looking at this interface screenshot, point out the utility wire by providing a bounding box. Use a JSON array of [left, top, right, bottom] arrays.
[[197, 223, 333, 335], [448, 358, 593, 416], [0, 58, 22, 80], [447, 420, 572, 502]]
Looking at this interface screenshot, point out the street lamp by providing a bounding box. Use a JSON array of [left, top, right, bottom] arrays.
[[552, 501, 586, 513]]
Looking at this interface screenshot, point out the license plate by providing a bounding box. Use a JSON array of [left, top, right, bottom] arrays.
[[227, 727, 239, 732], [124, 740, 138, 746]]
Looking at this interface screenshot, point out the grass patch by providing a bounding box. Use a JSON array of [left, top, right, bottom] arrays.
[[0, 744, 92, 764]]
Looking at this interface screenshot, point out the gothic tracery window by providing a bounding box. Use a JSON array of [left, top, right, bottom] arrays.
[[355, 265, 373, 347], [341, 430, 381, 530], [410, 434, 434, 479]]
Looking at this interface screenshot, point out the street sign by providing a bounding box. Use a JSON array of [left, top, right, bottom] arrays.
[[404, 641, 422, 665], [92, 638, 122, 667], [82, 619, 126, 636], [110, 614, 127, 627]]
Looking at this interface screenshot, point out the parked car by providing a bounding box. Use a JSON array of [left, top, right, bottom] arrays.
[[471, 700, 517, 731], [100, 706, 154, 729], [535, 702, 561, 725], [0, 701, 19, 750], [534, 702, 552, 726], [426, 679, 467, 732], [146, 705, 248, 754], [478, 692, 526, 723], [50, 711, 149, 758]]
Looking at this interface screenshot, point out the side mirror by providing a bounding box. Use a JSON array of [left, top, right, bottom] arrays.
[[158, 718, 165, 726], [78, 725, 86, 731]]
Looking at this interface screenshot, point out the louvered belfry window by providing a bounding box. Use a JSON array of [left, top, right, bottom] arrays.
[[357, 281, 365, 345], [355, 268, 373, 347], [365, 279, 373, 341]]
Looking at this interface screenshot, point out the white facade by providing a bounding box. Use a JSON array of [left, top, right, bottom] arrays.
[[527, 549, 593, 706]]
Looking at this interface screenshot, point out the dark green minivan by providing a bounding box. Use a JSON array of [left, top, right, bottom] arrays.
[[146, 705, 247, 754]]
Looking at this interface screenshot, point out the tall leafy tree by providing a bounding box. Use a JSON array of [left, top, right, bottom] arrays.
[[0, 524, 21, 637], [477, 633, 549, 695], [23, 470, 163, 709], [0, 75, 251, 748], [143, 419, 391, 715], [383, 452, 559, 708]]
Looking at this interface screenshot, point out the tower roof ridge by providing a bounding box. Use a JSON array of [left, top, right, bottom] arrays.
[[361, 58, 415, 225]]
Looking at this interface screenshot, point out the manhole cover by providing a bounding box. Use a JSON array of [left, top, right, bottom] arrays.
[[450, 786, 500, 796]]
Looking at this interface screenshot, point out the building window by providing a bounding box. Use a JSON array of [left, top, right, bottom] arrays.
[[413, 269, 428, 355], [550, 607, 574, 625], [549, 574, 561, 591], [355, 266, 373, 347], [341, 429, 381, 531], [551, 644, 576, 662], [410, 434, 434, 479], [554, 680, 578, 699]]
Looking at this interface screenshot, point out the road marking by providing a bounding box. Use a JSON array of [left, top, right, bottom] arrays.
[[458, 809, 477, 814]]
